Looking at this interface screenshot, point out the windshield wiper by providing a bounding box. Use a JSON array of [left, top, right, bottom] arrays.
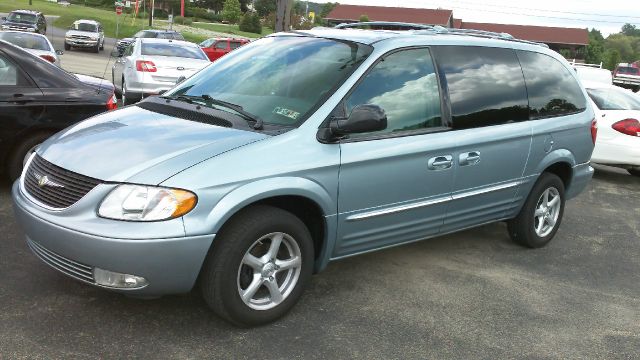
[[162, 94, 264, 130]]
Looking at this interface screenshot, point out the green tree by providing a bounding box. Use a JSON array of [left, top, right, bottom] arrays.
[[621, 23, 640, 37], [255, 0, 276, 17], [604, 49, 621, 71], [606, 34, 636, 62], [359, 14, 369, 22], [585, 28, 605, 65], [222, 0, 242, 23], [239, 11, 262, 34], [320, 2, 337, 18]]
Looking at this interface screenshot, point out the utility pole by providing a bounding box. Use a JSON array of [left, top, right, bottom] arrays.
[[148, 0, 154, 27], [275, 0, 293, 32]]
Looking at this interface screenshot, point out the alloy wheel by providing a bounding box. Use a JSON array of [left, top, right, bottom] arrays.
[[533, 187, 561, 237]]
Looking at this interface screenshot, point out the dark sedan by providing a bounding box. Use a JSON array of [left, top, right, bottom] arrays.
[[0, 40, 117, 181]]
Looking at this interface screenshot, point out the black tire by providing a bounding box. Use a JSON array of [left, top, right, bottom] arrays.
[[64, 42, 70, 51], [507, 172, 566, 248], [93, 44, 100, 53], [99, 40, 104, 51], [121, 80, 134, 105], [200, 205, 314, 327], [628, 168, 640, 177], [6, 132, 53, 182]]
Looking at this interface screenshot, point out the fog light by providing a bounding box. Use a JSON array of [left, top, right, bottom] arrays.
[[94, 267, 148, 289]]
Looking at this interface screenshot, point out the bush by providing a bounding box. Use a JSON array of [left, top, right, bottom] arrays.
[[239, 12, 262, 34], [173, 16, 193, 26], [222, 0, 242, 24]]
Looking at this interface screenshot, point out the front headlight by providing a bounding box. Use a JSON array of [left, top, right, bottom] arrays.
[[26, 27, 36, 32], [98, 184, 197, 221]]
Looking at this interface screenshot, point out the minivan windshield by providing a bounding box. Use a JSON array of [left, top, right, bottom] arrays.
[[587, 87, 640, 110], [164, 36, 373, 126]]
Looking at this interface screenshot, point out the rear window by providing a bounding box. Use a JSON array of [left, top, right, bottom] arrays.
[[141, 42, 207, 60], [616, 66, 639, 75], [136, 31, 158, 38], [517, 51, 587, 119], [587, 87, 640, 110], [432, 46, 529, 129], [0, 32, 51, 51]]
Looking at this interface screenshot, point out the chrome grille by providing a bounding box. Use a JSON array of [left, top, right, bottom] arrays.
[[27, 239, 94, 283], [70, 35, 91, 40], [24, 155, 101, 209]]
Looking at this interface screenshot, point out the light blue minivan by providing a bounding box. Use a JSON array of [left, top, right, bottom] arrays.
[[12, 25, 596, 326]]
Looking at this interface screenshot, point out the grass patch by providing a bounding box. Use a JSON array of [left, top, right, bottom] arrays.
[[191, 22, 273, 38]]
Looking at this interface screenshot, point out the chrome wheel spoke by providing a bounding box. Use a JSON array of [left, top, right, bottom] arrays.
[[267, 233, 283, 260], [265, 278, 284, 304], [548, 195, 559, 208], [534, 208, 545, 217], [241, 274, 263, 302], [535, 218, 545, 234], [242, 254, 263, 270], [543, 189, 550, 207], [276, 256, 301, 271], [547, 215, 556, 227]]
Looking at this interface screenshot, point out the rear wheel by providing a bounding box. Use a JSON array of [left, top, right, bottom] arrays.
[[507, 173, 565, 248], [6, 132, 53, 182], [200, 205, 314, 327], [628, 168, 640, 177], [121, 80, 135, 105]]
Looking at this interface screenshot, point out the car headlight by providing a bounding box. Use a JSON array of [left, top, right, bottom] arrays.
[[26, 27, 36, 32], [1, 25, 8, 29], [98, 184, 197, 221]]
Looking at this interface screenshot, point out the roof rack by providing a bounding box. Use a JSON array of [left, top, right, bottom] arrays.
[[334, 21, 549, 48]]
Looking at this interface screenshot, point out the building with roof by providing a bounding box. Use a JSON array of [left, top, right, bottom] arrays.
[[325, 4, 453, 27], [326, 5, 589, 59]]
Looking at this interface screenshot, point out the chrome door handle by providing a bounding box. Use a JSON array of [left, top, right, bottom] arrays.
[[428, 155, 453, 170], [459, 151, 481, 166]]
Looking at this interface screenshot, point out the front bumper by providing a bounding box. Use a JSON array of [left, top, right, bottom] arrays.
[[65, 39, 99, 47], [12, 181, 214, 296]]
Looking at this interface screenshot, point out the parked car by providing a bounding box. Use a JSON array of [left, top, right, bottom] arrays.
[[13, 25, 595, 327], [115, 29, 184, 55], [0, 40, 116, 181], [111, 38, 209, 105], [64, 19, 105, 53], [0, 31, 62, 66], [1, 10, 47, 34], [571, 62, 612, 85], [583, 81, 640, 176], [612, 63, 640, 91], [199, 37, 249, 61]]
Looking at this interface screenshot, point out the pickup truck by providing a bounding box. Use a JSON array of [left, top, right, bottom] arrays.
[[612, 63, 640, 91]]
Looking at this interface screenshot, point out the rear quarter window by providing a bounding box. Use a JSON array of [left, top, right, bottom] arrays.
[[432, 46, 529, 130], [517, 50, 587, 119]]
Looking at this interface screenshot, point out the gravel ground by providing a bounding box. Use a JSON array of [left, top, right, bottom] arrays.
[[0, 164, 639, 359]]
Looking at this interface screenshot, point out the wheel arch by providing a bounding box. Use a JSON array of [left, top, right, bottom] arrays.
[[534, 149, 576, 190], [1, 126, 59, 170], [202, 177, 337, 273]]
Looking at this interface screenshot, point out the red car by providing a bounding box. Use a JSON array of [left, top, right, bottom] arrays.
[[199, 38, 249, 61]]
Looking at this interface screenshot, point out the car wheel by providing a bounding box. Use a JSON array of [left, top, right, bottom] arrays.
[[64, 42, 70, 51], [628, 168, 640, 177], [121, 80, 133, 105], [200, 205, 314, 327], [507, 172, 565, 248], [99, 40, 104, 51], [93, 44, 100, 53], [6, 132, 53, 182]]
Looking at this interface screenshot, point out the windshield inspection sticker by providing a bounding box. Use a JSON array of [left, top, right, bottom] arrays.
[[273, 107, 300, 120]]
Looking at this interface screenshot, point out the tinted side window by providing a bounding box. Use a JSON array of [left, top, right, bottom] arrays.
[[432, 46, 528, 130], [345, 48, 442, 136], [215, 41, 228, 50], [517, 51, 586, 119]]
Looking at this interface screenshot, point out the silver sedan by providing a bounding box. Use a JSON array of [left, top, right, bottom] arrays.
[[0, 30, 61, 66], [111, 38, 210, 105]]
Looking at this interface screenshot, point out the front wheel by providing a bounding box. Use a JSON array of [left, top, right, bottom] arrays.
[[6, 132, 53, 182], [200, 205, 314, 327], [507, 173, 565, 248], [64, 42, 70, 51]]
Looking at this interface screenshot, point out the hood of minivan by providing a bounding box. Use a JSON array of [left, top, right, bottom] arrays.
[[38, 106, 269, 184]]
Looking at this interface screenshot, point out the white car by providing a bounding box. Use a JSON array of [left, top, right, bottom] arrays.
[[584, 81, 640, 176], [64, 19, 105, 53], [574, 65, 612, 85], [0, 30, 61, 66], [111, 38, 210, 105]]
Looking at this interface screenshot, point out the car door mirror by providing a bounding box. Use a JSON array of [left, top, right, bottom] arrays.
[[1, 16, 6, 21], [334, 104, 387, 135]]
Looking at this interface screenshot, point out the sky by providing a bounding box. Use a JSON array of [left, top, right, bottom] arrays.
[[313, 0, 640, 36]]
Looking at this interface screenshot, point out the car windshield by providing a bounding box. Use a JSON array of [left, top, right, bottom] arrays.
[[165, 36, 373, 126], [587, 87, 640, 110], [575, 67, 612, 84], [73, 23, 97, 32], [617, 66, 639, 75], [141, 42, 207, 60], [0, 32, 51, 51], [7, 12, 37, 23]]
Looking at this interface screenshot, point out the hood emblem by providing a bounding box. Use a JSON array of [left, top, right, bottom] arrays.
[[33, 173, 64, 189], [177, 66, 185, 71]]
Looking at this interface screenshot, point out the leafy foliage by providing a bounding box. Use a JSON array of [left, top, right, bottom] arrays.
[[239, 11, 262, 34], [222, 0, 242, 24]]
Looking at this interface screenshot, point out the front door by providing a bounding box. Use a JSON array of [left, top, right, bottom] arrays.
[[334, 47, 454, 258]]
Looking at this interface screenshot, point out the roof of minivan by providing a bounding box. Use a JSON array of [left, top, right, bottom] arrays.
[[279, 28, 552, 54]]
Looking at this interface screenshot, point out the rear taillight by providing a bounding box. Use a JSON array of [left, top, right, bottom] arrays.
[[136, 60, 157, 72], [591, 118, 598, 144], [106, 93, 117, 110], [612, 119, 640, 137], [40, 54, 55, 63]]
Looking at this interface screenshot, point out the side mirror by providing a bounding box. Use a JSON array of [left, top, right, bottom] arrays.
[[55, 50, 64, 55], [110, 49, 123, 57], [1, 16, 6, 21], [334, 104, 387, 135], [176, 75, 186, 85]]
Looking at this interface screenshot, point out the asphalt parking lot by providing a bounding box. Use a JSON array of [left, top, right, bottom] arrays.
[[1, 164, 638, 358]]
